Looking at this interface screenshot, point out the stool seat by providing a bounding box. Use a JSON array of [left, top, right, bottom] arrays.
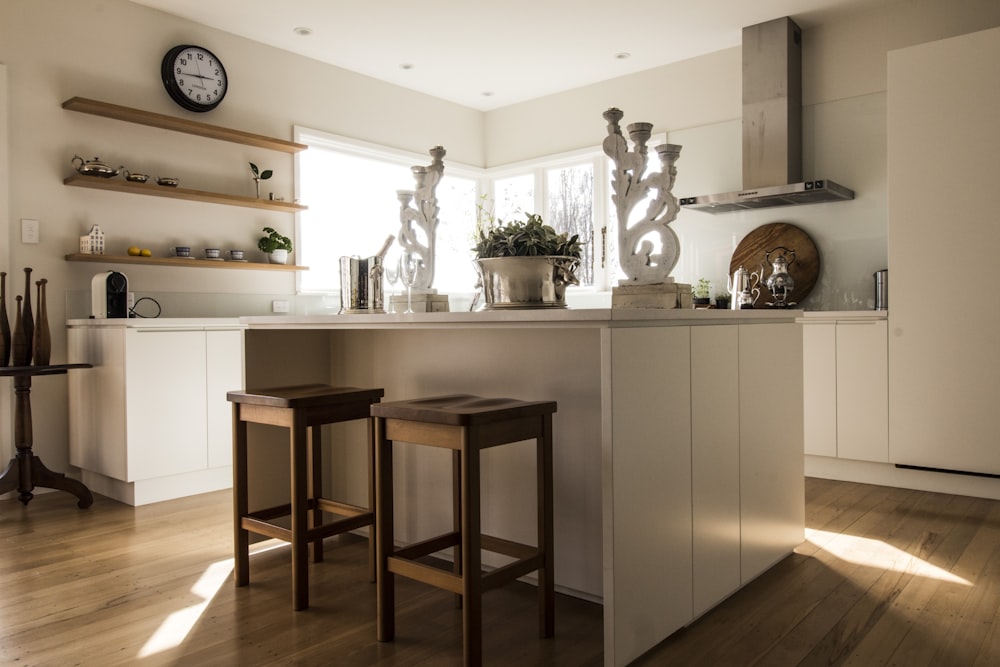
[[374, 393, 556, 665], [371, 394, 556, 426], [229, 383, 383, 611]]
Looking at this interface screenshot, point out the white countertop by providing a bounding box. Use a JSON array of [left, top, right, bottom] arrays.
[[67, 317, 245, 329], [237, 307, 803, 330]]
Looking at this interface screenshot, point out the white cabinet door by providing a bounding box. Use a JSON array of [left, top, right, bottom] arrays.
[[739, 323, 804, 584], [609, 326, 692, 664], [691, 324, 741, 617], [837, 320, 888, 462], [124, 329, 207, 480], [888, 28, 1000, 474], [205, 329, 244, 469], [802, 322, 837, 457]]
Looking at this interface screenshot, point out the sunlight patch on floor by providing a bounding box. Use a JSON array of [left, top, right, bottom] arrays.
[[137, 539, 288, 658], [803, 528, 971, 586]]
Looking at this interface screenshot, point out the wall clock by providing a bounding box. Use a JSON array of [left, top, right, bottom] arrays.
[[160, 44, 228, 112]]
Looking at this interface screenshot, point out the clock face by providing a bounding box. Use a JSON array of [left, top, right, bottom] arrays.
[[161, 45, 228, 112]]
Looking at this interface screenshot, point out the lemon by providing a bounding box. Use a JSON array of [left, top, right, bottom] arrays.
[[140, 248, 152, 257], [127, 246, 141, 256]]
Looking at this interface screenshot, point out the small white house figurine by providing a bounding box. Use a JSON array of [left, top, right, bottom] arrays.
[[80, 224, 105, 255]]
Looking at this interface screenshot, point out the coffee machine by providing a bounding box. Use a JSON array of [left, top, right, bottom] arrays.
[[91, 271, 129, 318]]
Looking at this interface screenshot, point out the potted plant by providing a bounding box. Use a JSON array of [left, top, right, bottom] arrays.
[[258, 226, 292, 264], [473, 213, 582, 309], [693, 278, 712, 307], [715, 291, 731, 310]]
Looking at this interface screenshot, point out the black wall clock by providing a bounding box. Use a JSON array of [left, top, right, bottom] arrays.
[[161, 44, 228, 112]]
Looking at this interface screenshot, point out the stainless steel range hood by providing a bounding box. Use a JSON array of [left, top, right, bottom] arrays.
[[679, 17, 854, 214]]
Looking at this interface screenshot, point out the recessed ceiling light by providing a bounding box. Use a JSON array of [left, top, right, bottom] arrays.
[[481, 91, 494, 97], [400, 63, 415, 70], [615, 52, 631, 60], [293, 26, 312, 36]]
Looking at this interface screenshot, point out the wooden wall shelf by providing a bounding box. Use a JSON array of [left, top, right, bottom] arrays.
[[65, 253, 307, 272], [62, 97, 307, 153], [64, 175, 306, 212]]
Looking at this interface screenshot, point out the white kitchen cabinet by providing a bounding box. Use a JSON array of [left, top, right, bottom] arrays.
[[68, 320, 245, 505], [888, 28, 1000, 475], [739, 322, 804, 584], [836, 320, 888, 462], [802, 322, 837, 457], [691, 324, 741, 617], [802, 316, 888, 463], [608, 321, 803, 658]]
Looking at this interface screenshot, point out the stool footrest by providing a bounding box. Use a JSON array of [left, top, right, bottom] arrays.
[[388, 531, 542, 595], [243, 502, 374, 544], [393, 531, 460, 561]]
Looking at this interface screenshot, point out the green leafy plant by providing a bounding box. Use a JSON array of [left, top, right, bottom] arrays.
[[473, 213, 582, 259], [248, 162, 272, 181], [694, 278, 711, 299], [257, 226, 292, 253]]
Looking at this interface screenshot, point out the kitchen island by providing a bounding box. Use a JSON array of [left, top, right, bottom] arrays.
[[239, 307, 804, 666]]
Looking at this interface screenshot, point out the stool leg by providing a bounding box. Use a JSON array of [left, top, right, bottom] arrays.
[[366, 412, 377, 583], [233, 406, 250, 588], [461, 431, 483, 667], [309, 424, 324, 563], [538, 414, 555, 638], [452, 448, 462, 608], [291, 414, 309, 610], [375, 417, 395, 641]]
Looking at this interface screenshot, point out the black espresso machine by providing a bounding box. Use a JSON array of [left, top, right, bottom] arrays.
[[91, 270, 129, 318]]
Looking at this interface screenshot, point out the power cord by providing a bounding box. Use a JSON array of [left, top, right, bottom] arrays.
[[129, 296, 162, 318]]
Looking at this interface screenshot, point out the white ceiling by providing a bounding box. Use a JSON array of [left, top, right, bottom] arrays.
[[130, 0, 884, 111]]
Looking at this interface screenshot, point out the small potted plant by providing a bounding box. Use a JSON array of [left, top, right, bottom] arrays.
[[258, 226, 292, 264], [715, 291, 731, 310], [693, 278, 712, 307], [249, 162, 272, 199], [473, 213, 582, 309]]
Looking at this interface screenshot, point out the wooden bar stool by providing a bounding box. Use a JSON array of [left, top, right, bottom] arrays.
[[372, 394, 556, 666], [228, 383, 384, 611]]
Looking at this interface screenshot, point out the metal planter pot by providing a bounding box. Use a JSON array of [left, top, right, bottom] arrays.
[[474, 256, 580, 309]]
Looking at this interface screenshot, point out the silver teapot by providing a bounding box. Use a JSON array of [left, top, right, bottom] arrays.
[[728, 265, 761, 310], [71, 155, 120, 178], [764, 248, 797, 308]]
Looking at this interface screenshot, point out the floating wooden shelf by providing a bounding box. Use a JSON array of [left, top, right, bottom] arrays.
[[64, 175, 307, 212], [62, 97, 307, 153], [65, 253, 308, 272]]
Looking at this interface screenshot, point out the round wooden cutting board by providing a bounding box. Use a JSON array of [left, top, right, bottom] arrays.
[[729, 222, 819, 306]]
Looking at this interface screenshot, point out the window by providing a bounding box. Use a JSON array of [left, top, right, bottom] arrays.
[[296, 128, 482, 294], [295, 129, 666, 295]]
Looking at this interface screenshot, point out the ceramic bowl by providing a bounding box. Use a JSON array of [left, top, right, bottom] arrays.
[[229, 250, 244, 261], [204, 248, 221, 259], [174, 246, 191, 257], [157, 176, 180, 187]]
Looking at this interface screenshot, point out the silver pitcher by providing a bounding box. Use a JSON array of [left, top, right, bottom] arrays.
[[728, 265, 761, 310], [339, 255, 384, 314]]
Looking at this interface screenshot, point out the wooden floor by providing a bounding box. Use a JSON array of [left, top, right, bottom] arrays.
[[2, 477, 1000, 666]]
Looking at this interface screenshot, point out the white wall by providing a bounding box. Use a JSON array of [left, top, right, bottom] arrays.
[[484, 0, 1000, 309], [0, 0, 482, 475]]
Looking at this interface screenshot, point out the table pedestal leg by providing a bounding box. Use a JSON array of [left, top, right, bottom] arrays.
[[0, 371, 93, 508]]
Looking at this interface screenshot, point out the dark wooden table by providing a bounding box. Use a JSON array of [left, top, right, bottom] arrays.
[[0, 363, 94, 508]]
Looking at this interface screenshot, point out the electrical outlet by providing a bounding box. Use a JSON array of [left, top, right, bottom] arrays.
[[21, 218, 39, 244], [272, 299, 290, 313]]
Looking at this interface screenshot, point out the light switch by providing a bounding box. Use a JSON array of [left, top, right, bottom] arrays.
[[21, 218, 39, 244]]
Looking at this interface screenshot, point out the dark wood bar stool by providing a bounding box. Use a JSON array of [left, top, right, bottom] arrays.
[[227, 383, 384, 611], [372, 394, 556, 666]]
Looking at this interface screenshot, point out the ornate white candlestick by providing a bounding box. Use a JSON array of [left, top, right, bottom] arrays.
[[393, 145, 450, 312], [602, 108, 688, 308]]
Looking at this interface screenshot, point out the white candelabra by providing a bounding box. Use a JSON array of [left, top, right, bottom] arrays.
[[602, 108, 683, 286], [395, 145, 445, 292]]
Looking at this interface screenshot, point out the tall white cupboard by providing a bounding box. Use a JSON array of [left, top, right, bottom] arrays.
[[887, 27, 1000, 475]]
